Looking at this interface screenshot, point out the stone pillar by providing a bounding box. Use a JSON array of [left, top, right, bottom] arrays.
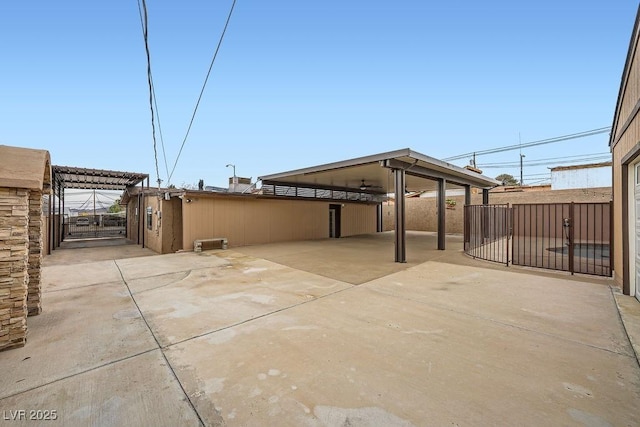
[[0, 188, 30, 351], [27, 191, 43, 316]]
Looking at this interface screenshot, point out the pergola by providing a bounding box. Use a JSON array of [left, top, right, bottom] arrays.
[[259, 148, 500, 262], [49, 166, 149, 252]]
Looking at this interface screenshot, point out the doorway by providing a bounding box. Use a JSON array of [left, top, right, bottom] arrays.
[[329, 204, 341, 238]]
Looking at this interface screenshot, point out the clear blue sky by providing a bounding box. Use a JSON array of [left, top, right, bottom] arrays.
[[1, 1, 637, 189]]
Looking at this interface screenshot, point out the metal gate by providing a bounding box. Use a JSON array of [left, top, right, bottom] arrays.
[[463, 204, 511, 266], [65, 214, 126, 240], [511, 202, 612, 277], [464, 202, 612, 277]]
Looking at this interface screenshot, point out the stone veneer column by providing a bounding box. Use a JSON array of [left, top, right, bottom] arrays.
[[27, 190, 43, 316], [0, 188, 30, 351]]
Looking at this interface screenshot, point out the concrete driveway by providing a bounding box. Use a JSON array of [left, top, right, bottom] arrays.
[[1, 233, 639, 426]]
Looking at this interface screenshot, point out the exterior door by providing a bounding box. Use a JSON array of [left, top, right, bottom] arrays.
[[329, 204, 341, 238], [635, 165, 640, 300]]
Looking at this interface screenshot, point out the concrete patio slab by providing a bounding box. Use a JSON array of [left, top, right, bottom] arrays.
[[1, 235, 638, 426], [164, 283, 640, 426], [132, 252, 351, 347], [42, 260, 124, 292], [115, 251, 232, 282], [43, 238, 155, 267], [614, 292, 640, 364], [235, 232, 464, 285], [0, 281, 156, 399], [366, 261, 633, 356], [0, 350, 200, 427]]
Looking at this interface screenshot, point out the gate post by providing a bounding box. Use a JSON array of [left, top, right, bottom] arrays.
[[569, 202, 575, 275]]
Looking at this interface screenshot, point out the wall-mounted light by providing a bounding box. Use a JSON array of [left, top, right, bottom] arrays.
[[185, 199, 192, 203]]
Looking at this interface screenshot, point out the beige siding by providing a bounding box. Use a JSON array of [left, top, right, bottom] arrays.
[[612, 121, 640, 288], [161, 198, 183, 253], [611, 19, 640, 289], [143, 196, 163, 254], [181, 195, 377, 250], [341, 203, 377, 236], [126, 195, 140, 245]]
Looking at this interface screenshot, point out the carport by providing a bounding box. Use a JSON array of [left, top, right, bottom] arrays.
[[49, 166, 148, 253], [259, 148, 500, 262]]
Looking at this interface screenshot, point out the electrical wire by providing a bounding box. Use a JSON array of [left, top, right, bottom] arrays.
[[479, 155, 611, 169], [139, 0, 162, 187], [168, 0, 238, 183], [478, 152, 610, 167], [136, 0, 170, 183], [443, 127, 611, 161]]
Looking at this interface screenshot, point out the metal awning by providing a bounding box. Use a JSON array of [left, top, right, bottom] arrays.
[[259, 148, 499, 193], [52, 166, 148, 190], [259, 148, 500, 263]]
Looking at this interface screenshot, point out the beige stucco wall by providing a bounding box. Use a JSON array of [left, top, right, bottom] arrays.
[[610, 15, 640, 290], [383, 188, 612, 234], [181, 194, 377, 250]]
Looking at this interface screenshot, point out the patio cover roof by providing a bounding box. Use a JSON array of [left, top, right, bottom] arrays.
[[52, 166, 148, 190], [259, 148, 500, 193], [260, 148, 500, 263]]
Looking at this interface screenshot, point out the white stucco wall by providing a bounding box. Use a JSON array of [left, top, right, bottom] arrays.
[[551, 166, 611, 190]]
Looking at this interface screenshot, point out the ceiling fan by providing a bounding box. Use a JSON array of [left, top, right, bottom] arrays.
[[359, 179, 381, 191]]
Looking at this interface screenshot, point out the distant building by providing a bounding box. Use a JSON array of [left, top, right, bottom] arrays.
[[550, 162, 612, 190]]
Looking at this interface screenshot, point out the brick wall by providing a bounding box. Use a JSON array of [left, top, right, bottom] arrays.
[[383, 187, 612, 233], [0, 188, 30, 351]]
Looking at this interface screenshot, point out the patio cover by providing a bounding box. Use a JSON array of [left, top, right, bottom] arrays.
[[48, 165, 149, 253], [259, 148, 500, 262], [52, 166, 148, 190], [260, 148, 498, 193]]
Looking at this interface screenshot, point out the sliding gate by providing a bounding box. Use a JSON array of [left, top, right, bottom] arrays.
[[464, 202, 612, 277]]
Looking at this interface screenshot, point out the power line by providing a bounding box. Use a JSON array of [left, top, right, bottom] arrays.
[[136, 1, 169, 183], [479, 154, 611, 169], [138, 0, 162, 188], [168, 0, 238, 183], [478, 152, 610, 167], [443, 127, 611, 161], [479, 158, 611, 169]]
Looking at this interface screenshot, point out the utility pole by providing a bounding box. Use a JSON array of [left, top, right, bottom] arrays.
[[520, 154, 525, 186]]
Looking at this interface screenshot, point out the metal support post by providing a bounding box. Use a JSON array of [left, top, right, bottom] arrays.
[[394, 168, 406, 263], [437, 178, 446, 250]]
